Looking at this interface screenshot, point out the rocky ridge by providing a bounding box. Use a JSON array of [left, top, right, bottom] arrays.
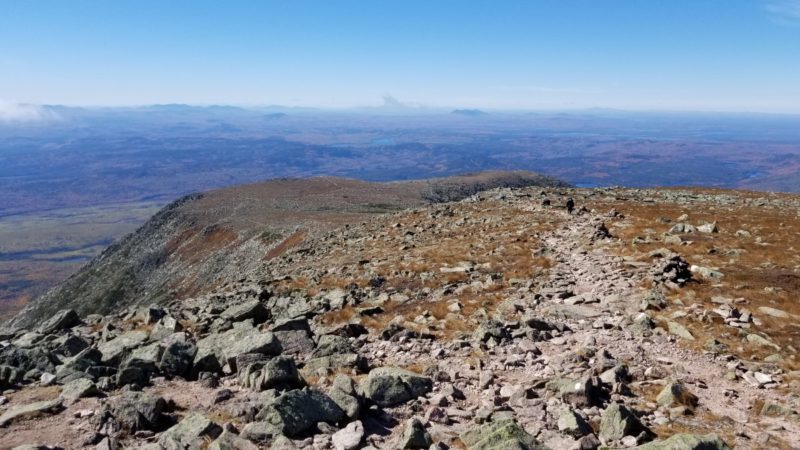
[[1, 184, 799, 449]]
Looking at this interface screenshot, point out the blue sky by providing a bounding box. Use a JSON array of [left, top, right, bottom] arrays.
[[1, 0, 800, 112]]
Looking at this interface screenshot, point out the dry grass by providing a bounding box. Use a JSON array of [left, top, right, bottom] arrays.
[[589, 192, 800, 371], [314, 200, 559, 340]]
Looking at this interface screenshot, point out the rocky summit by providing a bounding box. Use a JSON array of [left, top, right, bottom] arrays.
[[1, 178, 799, 449]]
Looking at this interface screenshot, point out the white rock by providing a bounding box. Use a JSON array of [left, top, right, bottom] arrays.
[[332, 420, 364, 450]]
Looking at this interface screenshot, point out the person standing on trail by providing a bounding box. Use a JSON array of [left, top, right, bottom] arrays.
[[566, 197, 575, 215]]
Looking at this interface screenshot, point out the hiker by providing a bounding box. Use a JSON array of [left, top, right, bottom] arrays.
[[566, 197, 575, 214]]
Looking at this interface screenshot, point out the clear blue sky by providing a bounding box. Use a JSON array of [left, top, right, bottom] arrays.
[[2, 0, 800, 112]]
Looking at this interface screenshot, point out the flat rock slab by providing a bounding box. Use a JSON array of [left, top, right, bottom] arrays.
[[0, 398, 63, 427]]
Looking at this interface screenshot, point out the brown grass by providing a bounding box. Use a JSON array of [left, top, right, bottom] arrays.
[[588, 193, 800, 372], [315, 201, 558, 340], [265, 230, 307, 260]]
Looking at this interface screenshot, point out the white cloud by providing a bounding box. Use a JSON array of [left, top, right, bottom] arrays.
[[764, 0, 800, 25], [0, 100, 58, 123]]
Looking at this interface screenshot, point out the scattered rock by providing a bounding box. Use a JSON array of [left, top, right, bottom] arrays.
[[359, 367, 433, 407], [158, 413, 222, 450], [332, 420, 364, 450]]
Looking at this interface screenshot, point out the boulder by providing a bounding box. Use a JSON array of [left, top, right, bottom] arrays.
[[256, 389, 344, 437], [1, 346, 58, 375], [640, 289, 667, 311], [222, 300, 269, 324], [757, 306, 789, 319], [107, 391, 166, 432], [635, 433, 731, 450], [668, 223, 696, 234], [135, 306, 166, 325], [689, 265, 724, 280], [545, 376, 603, 407], [667, 322, 694, 341], [0, 398, 63, 427], [359, 367, 433, 407], [656, 382, 697, 408], [158, 413, 222, 450], [332, 420, 364, 450], [329, 375, 361, 420], [208, 430, 259, 450], [54, 334, 90, 357], [55, 348, 103, 383], [310, 334, 353, 358], [193, 323, 280, 374], [98, 330, 149, 365], [697, 222, 718, 234], [238, 356, 304, 391], [159, 340, 197, 378], [117, 342, 164, 386], [273, 330, 315, 355], [460, 419, 546, 450], [399, 418, 432, 449], [60, 378, 100, 404], [0, 364, 23, 389], [240, 421, 279, 444], [558, 408, 591, 438], [151, 316, 184, 341], [303, 353, 366, 373], [599, 403, 649, 444], [38, 309, 81, 334]]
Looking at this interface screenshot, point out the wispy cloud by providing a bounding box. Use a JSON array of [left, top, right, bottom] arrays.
[[764, 0, 800, 25], [0, 100, 58, 123]]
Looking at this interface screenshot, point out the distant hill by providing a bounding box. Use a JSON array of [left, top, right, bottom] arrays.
[[451, 108, 488, 116]]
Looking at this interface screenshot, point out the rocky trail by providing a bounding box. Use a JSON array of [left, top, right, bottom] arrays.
[[1, 186, 799, 449]]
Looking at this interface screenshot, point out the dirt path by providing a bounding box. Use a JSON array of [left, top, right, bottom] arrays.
[[527, 207, 800, 449]]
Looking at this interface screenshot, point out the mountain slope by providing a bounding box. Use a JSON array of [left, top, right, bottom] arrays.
[[8, 171, 567, 329], [1, 182, 798, 449]]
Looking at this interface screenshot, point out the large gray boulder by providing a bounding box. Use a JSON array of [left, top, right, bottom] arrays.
[[635, 433, 731, 450], [98, 330, 149, 365], [193, 322, 281, 374], [599, 403, 649, 444], [38, 309, 81, 334], [222, 300, 269, 324], [359, 367, 432, 407], [159, 340, 197, 378], [656, 381, 697, 408], [460, 419, 547, 450], [107, 391, 166, 432], [399, 418, 432, 449], [55, 348, 102, 383], [158, 413, 222, 450], [60, 378, 100, 404], [329, 375, 361, 420], [238, 356, 303, 391], [256, 389, 344, 437]]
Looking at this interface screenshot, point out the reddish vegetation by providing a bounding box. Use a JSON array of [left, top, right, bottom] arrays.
[[265, 230, 307, 260]]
